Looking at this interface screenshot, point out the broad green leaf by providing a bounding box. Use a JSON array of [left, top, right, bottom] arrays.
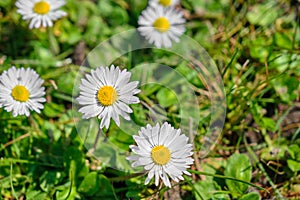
[[287, 159, 300, 172], [156, 87, 178, 107], [26, 190, 48, 200], [96, 174, 115, 198], [39, 171, 62, 192], [272, 74, 299, 102], [64, 146, 85, 184], [249, 45, 269, 62], [261, 117, 276, 132], [78, 172, 100, 195], [287, 144, 300, 160], [239, 192, 261, 200], [194, 180, 216, 200], [224, 154, 252, 198], [55, 182, 77, 200], [194, 180, 230, 200], [287, 144, 300, 172], [246, 3, 279, 26], [43, 102, 65, 118], [142, 84, 161, 96], [274, 32, 293, 49], [57, 70, 77, 95]]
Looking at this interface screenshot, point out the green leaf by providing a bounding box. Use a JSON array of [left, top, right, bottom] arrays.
[[246, 3, 279, 27], [194, 180, 230, 200], [287, 144, 300, 160], [239, 192, 261, 200], [43, 102, 65, 118], [156, 87, 178, 107], [25, 190, 48, 200], [272, 74, 299, 102], [78, 172, 100, 195], [274, 32, 292, 49], [287, 159, 300, 172], [64, 146, 85, 184], [249, 45, 269, 62], [194, 180, 216, 200], [39, 171, 62, 192], [224, 154, 252, 198], [96, 174, 115, 197], [261, 117, 276, 132], [78, 173, 115, 197], [55, 181, 77, 200], [287, 144, 300, 172], [56, 70, 77, 95], [142, 84, 161, 96]]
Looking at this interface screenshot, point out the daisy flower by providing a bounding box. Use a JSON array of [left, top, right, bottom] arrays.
[[15, 0, 67, 29], [138, 5, 186, 48], [76, 65, 140, 129], [127, 122, 194, 188], [0, 66, 46, 117], [149, 0, 180, 8]]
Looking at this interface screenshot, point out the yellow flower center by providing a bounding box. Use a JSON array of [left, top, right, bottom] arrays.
[[33, 1, 50, 15], [159, 0, 172, 6], [11, 85, 30, 102], [153, 17, 170, 33], [151, 145, 171, 165], [97, 86, 118, 106]]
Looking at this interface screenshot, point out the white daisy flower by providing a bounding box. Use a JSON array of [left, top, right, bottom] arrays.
[[127, 122, 194, 188], [0, 66, 46, 117], [15, 0, 67, 29], [149, 0, 180, 8], [76, 65, 140, 129], [138, 5, 186, 48]]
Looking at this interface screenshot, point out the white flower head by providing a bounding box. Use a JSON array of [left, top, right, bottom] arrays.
[[127, 122, 194, 188], [76, 65, 140, 129], [15, 0, 67, 29], [149, 0, 180, 8], [0, 66, 46, 117], [138, 5, 185, 48]]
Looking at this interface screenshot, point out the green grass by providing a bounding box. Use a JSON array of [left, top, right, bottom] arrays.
[[0, 0, 300, 199]]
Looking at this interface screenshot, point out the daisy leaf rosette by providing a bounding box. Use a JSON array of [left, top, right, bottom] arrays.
[[138, 5, 185, 48], [0, 66, 46, 117], [76, 65, 141, 129], [127, 122, 194, 188], [15, 0, 67, 29]]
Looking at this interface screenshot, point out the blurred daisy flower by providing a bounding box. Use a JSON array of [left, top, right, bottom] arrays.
[[149, 0, 180, 8], [15, 0, 67, 29], [138, 5, 185, 48], [76, 65, 140, 129], [0, 66, 46, 117], [127, 122, 194, 188]]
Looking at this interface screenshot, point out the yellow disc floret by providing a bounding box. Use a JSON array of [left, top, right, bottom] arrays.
[[153, 17, 170, 33], [11, 85, 30, 102], [97, 86, 118, 106], [33, 1, 50, 15], [159, 0, 172, 6], [151, 145, 171, 165]]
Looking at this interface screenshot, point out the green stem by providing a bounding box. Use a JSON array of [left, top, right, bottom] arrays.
[[1, 158, 64, 168]]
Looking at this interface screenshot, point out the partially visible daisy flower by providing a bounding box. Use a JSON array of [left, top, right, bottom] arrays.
[[0, 66, 46, 117], [149, 0, 180, 8], [138, 5, 185, 48], [127, 122, 194, 188], [76, 65, 140, 129], [15, 0, 67, 29]]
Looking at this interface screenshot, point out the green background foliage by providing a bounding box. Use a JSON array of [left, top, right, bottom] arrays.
[[0, 0, 299, 199]]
